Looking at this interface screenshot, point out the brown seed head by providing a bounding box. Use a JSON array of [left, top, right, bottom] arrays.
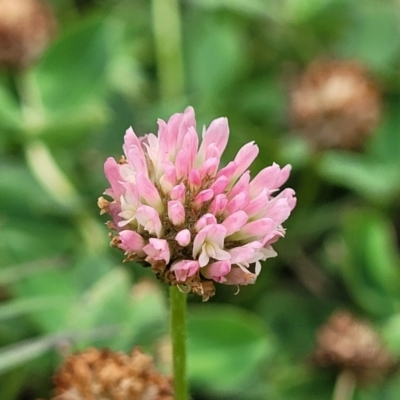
[[290, 60, 381, 150], [0, 0, 57, 70], [313, 311, 397, 384], [52, 347, 173, 400]]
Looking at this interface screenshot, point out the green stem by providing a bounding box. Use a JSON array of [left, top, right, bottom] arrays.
[[333, 370, 356, 400], [151, 0, 185, 101], [170, 285, 188, 400]]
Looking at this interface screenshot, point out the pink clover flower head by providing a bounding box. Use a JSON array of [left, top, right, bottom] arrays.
[[98, 107, 296, 300]]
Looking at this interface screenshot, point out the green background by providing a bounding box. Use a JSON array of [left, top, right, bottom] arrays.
[[1, 0, 400, 398]]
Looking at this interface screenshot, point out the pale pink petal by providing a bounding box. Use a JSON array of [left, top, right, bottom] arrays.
[[159, 162, 176, 194], [230, 142, 259, 184], [170, 106, 196, 151], [195, 213, 217, 232], [263, 189, 296, 225], [118, 163, 136, 183], [171, 260, 199, 282], [168, 200, 185, 226], [209, 176, 229, 195], [228, 241, 274, 269], [127, 146, 148, 175], [123, 127, 145, 159], [261, 245, 278, 259], [108, 202, 123, 229], [104, 158, 124, 198], [222, 210, 248, 236], [209, 194, 228, 216], [188, 169, 201, 188], [196, 117, 229, 165], [205, 143, 222, 160], [198, 250, 210, 268], [120, 203, 138, 225], [118, 230, 146, 256], [157, 119, 170, 162], [250, 163, 292, 197], [227, 171, 250, 199], [136, 173, 164, 213], [264, 198, 292, 226], [193, 224, 230, 267], [198, 157, 219, 180], [223, 265, 257, 285], [216, 161, 236, 181], [175, 127, 198, 180], [175, 148, 193, 181], [142, 133, 161, 179], [229, 242, 262, 264], [201, 260, 231, 283], [212, 246, 231, 261], [261, 229, 285, 246], [230, 218, 275, 241], [143, 238, 170, 264], [192, 226, 211, 256], [117, 184, 140, 226], [193, 189, 214, 209], [278, 188, 297, 210], [170, 184, 186, 203], [135, 205, 163, 237], [223, 192, 249, 216], [175, 229, 191, 246], [275, 164, 292, 187], [164, 114, 180, 151], [244, 189, 269, 218]]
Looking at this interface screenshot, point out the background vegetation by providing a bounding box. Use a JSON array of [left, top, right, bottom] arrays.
[[1, 0, 400, 398]]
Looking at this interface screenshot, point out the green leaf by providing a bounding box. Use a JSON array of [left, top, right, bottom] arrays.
[[187, 304, 273, 395], [382, 313, 400, 356], [37, 101, 110, 146], [185, 14, 247, 104], [0, 297, 68, 321], [34, 17, 110, 111], [0, 162, 60, 218], [191, 0, 281, 20], [0, 85, 21, 129], [318, 152, 400, 204], [0, 257, 64, 285], [65, 269, 167, 350], [340, 209, 400, 315], [0, 327, 119, 375], [339, 2, 399, 69], [285, 0, 337, 23], [367, 111, 400, 165], [65, 268, 132, 332], [0, 337, 54, 375], [0, 222, 72, 267], [111, 279, 168, 350], [256, 290, 332, 359], [12, 268, 78, 333], [355, 373, 400, 400]]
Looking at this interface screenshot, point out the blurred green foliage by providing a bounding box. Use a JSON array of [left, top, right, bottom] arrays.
[[1, 0, 400, 399]]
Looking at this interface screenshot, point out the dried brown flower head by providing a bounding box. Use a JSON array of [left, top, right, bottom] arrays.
[[313, 311, 397, 384], [290, 60, 381, 150], [52, 347, 173, 400], [0, 0, 57, 70]]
